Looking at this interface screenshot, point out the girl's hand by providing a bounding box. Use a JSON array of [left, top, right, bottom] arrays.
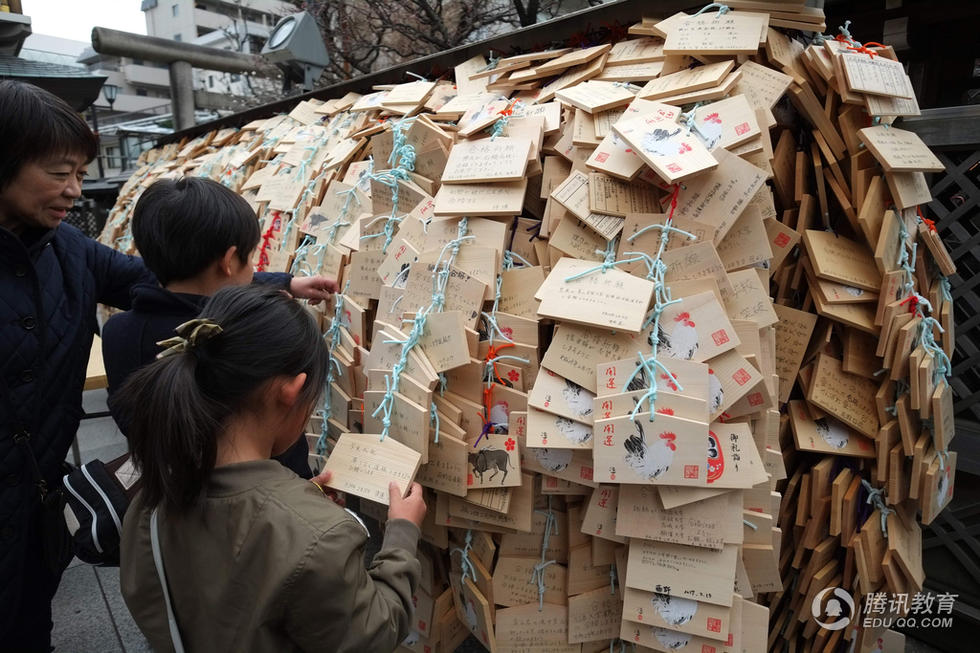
[[388, 482, 426, 528], [311, 470, 345, 507], [289, 276, 339, 305]]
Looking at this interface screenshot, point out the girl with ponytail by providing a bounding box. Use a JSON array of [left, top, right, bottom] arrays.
[[115, 285, 426, 652]]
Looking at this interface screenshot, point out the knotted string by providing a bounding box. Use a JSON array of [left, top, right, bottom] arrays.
[[861, 479, 894, 537], [502, 249, 533, 270], [373, 219, 470, 441], [316, 281, 351, 455], [529, 497, 559, 610], [489, 99, 520, 140], [478, 50, 499, 72], [692, 2, 730, 17], [451, 529, 477, 583], [621, 185, 687, 420], [430, 402, 440, 444]]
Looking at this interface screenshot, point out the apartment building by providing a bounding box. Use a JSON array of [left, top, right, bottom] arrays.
[[141, 0, 293, 97]]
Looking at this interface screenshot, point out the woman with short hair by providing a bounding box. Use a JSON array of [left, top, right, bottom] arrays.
[[0, 79, 155, 649]]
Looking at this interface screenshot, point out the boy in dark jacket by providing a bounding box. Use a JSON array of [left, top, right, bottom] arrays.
[[102, 177, 337, 477], [0, 80, 157, 650]]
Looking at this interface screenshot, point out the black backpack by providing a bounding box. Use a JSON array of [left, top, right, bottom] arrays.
[[62, 453, 140, 565]]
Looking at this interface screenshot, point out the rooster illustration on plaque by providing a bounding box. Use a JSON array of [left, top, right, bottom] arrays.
[[560, 379, 594, 420], [653, 312, 700, 360], [653, 626, 690, 650], [640, 127, 684, 158], [623, 420, 676, 480], [554, 416, 592, 445], [626, 362, 649, 393], [651, 593, 698, 626], [488, 400, 510, 434], [694, 111, 724, 149], [708, 368, 724, 414], [814, 417, 849, 449], [532, 447, 572, 472]]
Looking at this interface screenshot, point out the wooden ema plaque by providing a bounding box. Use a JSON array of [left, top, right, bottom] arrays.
[[98, 9, 959, 652]]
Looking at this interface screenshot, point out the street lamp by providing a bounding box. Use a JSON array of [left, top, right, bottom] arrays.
[[101, 83, 123, 170], [102, 83, 119, 110]]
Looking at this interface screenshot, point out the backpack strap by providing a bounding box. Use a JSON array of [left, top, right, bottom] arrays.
[[150, 507, 185, 653]]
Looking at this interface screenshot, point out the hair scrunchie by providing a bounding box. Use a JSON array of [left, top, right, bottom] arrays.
[[155, 318, 223, 359]]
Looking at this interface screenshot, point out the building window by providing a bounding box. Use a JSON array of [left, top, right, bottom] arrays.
[[172, 4, 179, 16], [136, 88, 148, 96], [208, 75, 214, 89], [104, 146, 121, 170], [173, 34, 182, 42]]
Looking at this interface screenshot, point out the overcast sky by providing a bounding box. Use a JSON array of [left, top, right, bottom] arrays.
[[22, 0, 147, 43]]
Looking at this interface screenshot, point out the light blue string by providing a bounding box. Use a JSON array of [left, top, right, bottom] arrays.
[[619, 189, 688, 421], [680, 101, 704, 133], [482, 276, 514, 347], [529, 498, 559, 611], [478, 50, 499, 72], [939, 276, 952, 304], [405, 71, 429, 82], [861, 479, 893, 537], [373, 219, 471, 441], [358, 119, 417, 254], [430, 402, 440, 444], [451, 530, 477, 583], [315, 281, 351, 455], [692, 2, 730, 17], [290, 235, 315, 276], [612, 81, 641, 92], [609, 563, 617, 595], [502, 249, 533, 270], [917, 316, 951, 388], [563, 237, 635, 281], [838, 19, 860, 47], [743, 519, 758, 530]]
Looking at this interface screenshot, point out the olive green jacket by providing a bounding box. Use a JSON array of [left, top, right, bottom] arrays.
[[120, 460, 420, 652]]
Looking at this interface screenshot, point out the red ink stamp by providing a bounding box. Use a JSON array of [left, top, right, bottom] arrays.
[[707, 617, 721, 633], [734, 121, 750, 135], [774, 232, 790, 247], [711, 329, 729, 346], [748, 392, 764, 407], [684, 464, 699, 479], [732, 368, 751, 386], [595, 151, 609, 163]]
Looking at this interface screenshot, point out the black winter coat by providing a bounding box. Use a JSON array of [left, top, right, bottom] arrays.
[[0, 223, 154, 635], [100, 276, 313, 478]]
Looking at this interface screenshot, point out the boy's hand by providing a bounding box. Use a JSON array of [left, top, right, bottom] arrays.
[[387, 482, 426, 528], [290, 276, 339, 304]]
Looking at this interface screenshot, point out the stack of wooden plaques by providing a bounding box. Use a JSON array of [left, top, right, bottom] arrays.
[[99, 3, 956, 651]]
